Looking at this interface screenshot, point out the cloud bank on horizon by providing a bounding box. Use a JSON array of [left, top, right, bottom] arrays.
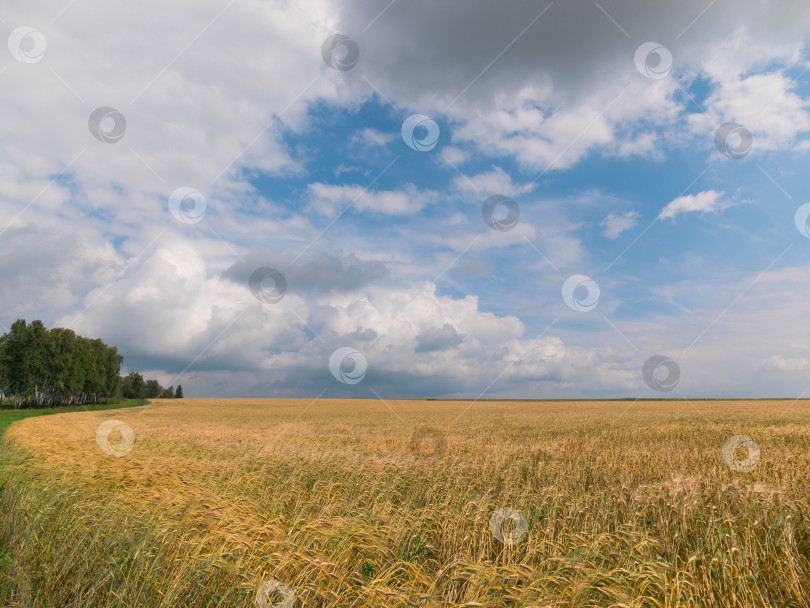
[[2, 0, 810, 399]]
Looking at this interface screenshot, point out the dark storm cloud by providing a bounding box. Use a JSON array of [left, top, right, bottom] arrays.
[[223, 249, 388, 295], [339, 0, 810, 108]]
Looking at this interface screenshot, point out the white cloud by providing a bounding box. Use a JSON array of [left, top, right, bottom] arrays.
[[350, 128, 396, 147], [449, 81, 682, 170], [688, 71, 810, 153], [325, 1, 810, 170], [441, 146, 470, 166], [333, 164, 360, 176], [600, 210, 640, 239], [0, 223, 124, 316], [0, 0, 343, 241], [428, 221, 537, 252], [452, 166, 531, 198], [307, 183, 438, 216], [760, 355, 810, 373], [680, 30, 810, 152], [658, 190, 729, 220], [586, 256, 810, 394], [58, 243, 635, 397]]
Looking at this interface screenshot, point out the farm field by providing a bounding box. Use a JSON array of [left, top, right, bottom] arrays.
[[2, 398, 810, 607]]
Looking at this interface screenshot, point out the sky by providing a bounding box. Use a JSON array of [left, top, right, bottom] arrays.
[[2, 0, 810, 400]]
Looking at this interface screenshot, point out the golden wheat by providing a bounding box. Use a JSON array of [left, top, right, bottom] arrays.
[[2, 398, 810, 607]]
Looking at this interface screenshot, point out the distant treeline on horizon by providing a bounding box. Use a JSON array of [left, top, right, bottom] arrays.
[[0, 319, 180, 409]]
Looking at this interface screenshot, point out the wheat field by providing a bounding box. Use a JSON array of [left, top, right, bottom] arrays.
[[2, 398, 810, 607]]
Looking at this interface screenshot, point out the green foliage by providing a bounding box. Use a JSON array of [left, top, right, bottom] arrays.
[[175, 385, 183, 399], [0, 320, 123, 409], [120, 372, 145, 399], [144, 379, 162, 399], [0, 399, 147, 436], [121, 373, 174, 400]]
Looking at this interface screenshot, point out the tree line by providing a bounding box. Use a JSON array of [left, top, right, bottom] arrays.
[[0, 319, 182, 408], [120, 372, 182, 400]]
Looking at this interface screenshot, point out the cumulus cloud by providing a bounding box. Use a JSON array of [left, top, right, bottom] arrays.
[[222, 250, 388, 294], [307, 182, 439, 215], [0, 223, 124, 316], [351, 128, 396, 147], [415, 323, 464, 353], [689, 71, 810, 152], [335, 0, 810, 167], [658, 190, 729, 220], [600, 210, 640, 239], [453, 166, 531, 197], [1, 0, 339, 218], [57, 243, 637, 397], [685, 30, 810, 151], [449, 82, 682, 170], [441, 146, 471, 165]]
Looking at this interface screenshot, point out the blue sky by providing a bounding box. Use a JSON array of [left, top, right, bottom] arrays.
[[2, 0, 810, 399]]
